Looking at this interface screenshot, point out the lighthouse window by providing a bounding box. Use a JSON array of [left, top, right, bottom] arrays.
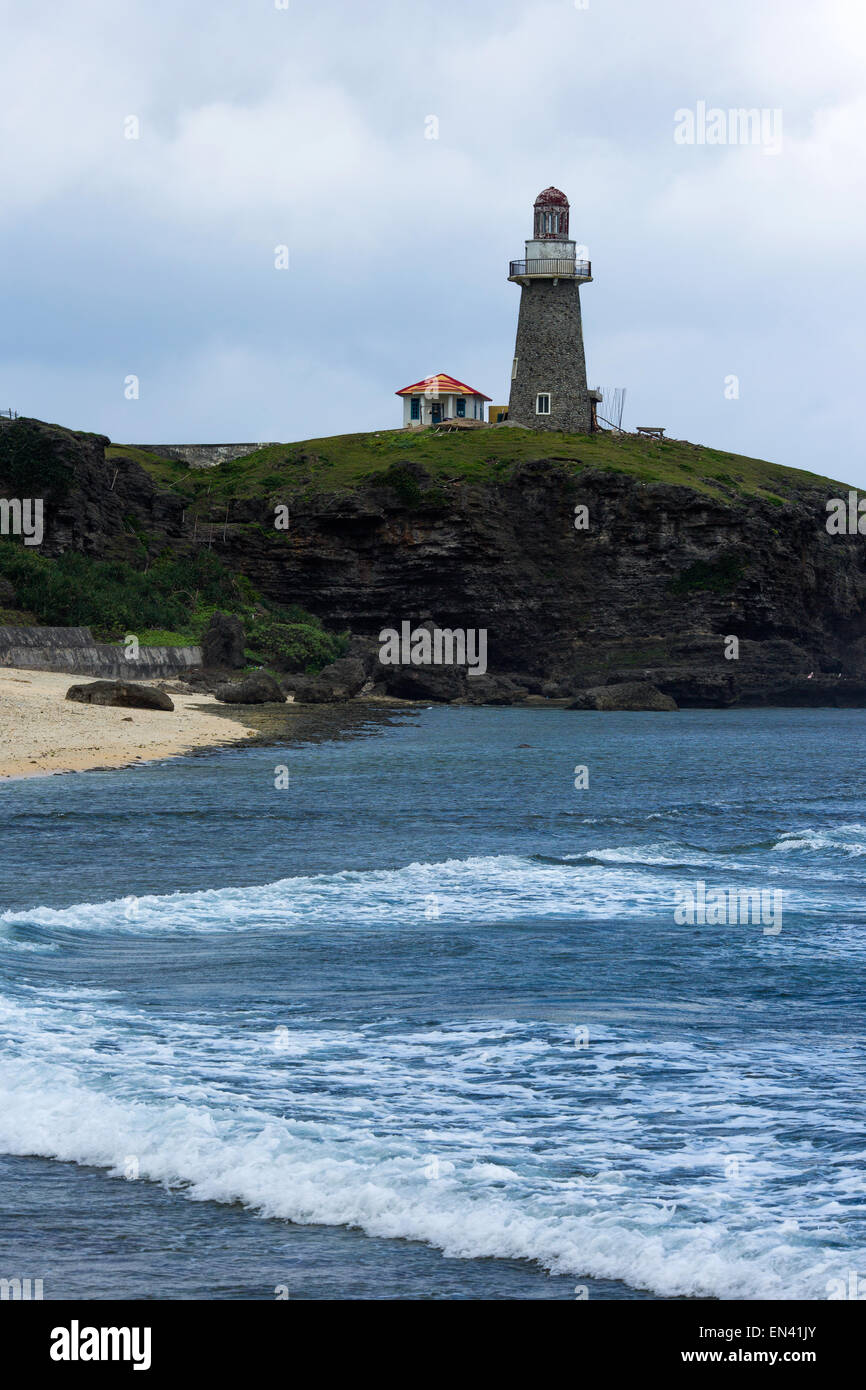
[[410, 396, 420, 420], [536, 393, 551, 415]]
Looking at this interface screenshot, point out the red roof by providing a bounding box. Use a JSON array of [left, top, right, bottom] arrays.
[[534, 186, 569, 206], [396, 373, 491, 401]]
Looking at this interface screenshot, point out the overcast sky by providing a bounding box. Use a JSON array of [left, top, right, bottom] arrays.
[[2, 0, 865, 480]]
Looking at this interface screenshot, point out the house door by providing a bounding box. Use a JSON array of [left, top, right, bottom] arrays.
[[431, 402, 442, 424]]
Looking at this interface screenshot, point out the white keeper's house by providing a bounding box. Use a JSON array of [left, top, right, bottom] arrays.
[[396, 373, 491, 427]]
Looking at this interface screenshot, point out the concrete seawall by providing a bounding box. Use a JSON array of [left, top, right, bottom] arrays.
[[135, 443, 275, 470], [0, 626, 202, 678]]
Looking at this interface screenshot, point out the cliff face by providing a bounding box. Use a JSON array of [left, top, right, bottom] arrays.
[[4, 418, 866, 705], [238, 464, 866, 704], [0, 418, 184, 560]]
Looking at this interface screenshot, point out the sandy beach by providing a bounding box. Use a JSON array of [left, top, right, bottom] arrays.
[[0, 669, 259, 779]]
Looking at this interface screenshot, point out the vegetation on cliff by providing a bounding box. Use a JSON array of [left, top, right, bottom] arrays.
[[107, 426, 847, 507], [0, 541, 346, 672], [0, 418, 79, 498]]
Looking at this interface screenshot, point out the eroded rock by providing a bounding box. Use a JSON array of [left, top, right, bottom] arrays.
[[570, 682, 678, 711], [214, 672, 285, 704], [201, 612, 246, 668], [66, 680, 175, 711]]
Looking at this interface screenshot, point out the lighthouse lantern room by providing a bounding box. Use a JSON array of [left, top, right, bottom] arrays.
[[507, 187, 594, 433]]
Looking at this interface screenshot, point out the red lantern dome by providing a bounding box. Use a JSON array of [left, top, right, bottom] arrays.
[[533, 187, 569, 239]]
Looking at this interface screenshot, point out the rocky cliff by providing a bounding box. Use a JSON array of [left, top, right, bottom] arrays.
[[3, 416, 866, 706], [0, 418, 184, 559]]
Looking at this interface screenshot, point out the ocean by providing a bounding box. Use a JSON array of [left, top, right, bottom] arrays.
[[1, 705, 865, 1301]]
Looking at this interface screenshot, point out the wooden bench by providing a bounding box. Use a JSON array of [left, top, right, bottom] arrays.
[[636, 426, 665, 439]]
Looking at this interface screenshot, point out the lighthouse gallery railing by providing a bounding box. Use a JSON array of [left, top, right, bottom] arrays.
[[508, 258, 591, 278]]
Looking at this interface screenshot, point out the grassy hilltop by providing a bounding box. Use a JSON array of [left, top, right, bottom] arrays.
[[107, 426, 846, 508]]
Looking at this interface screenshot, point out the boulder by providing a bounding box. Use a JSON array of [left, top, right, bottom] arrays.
[[317, 656, 367, 697], [66, 680, 174, 711], [462, 674, 528, 705], [281, 675, 332, 704], [201, 611, 246, 668], [522, 693, 572, 707], [344, 634, 381, 677], [569, 681, 678, 712], [380, 664, 467, 702], [214, 672, 286, 704], [283, 656, 370, 703]]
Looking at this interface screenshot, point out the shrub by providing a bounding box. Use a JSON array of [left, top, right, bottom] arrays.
[[246, 615, 346, 672], [0, 543, 238, 636], [0, 419, 75, 498], [0, 541, 346, 671], [670, 552, 745, 595], [366, 463, 424, 506]]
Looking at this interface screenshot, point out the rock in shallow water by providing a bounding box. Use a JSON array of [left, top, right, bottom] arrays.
[[570, 682, 678, 711]]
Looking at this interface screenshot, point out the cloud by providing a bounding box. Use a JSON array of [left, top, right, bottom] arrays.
[[0, 0, 864, 479]]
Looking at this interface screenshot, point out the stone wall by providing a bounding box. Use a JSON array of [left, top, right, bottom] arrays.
[[0, 626, 202, 678], [0, 626, 94, 649]]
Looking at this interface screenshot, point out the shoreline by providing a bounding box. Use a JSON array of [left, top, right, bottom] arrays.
[[6, 666, 857, 784], [0, 669, 260, 780], [0, 670, 423, 781]]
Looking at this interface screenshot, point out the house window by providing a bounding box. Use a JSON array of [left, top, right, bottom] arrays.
[[410, 396, 420, 420], [456, 398, 465, 417], [536, 393, 551, 415]]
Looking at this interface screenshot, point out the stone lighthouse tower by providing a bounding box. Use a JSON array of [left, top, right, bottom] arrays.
[[507, 187, 593, 432]]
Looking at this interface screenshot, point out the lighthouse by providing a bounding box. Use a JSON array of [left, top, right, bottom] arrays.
[[507, 187, 593, 432]]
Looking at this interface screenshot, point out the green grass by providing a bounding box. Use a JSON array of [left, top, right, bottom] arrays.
[[104, 445, 196, 495], [136, 628, 194, 647], [109, 428, 849, 507]]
